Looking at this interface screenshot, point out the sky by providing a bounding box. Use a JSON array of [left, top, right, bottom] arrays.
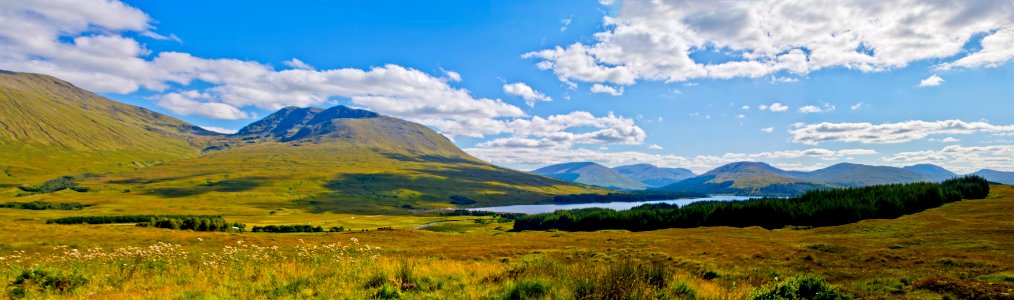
[[1, 0, 1013, 173]]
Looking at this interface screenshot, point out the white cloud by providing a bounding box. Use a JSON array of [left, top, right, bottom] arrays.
[[525, 1, 1014, 86], [443, 70, 462, 82], [737, 114, 746, 119], [200, 126, 238, 134], [590, 83, 624, 96], [741, 105, 750, 110], [283, 58, 313, 70], [850, 102, 866, 111], [884, 145, 1014, 173], [918, 74, 944, 87], [929, 137, 961, 143], [502, 82, 551, 107], [648, 144, 663, 150], [760, 102, 789, 112], [477, 111, 646, 149], [791, 120, 1014, 145], [798, 103, 835, 113], [761, 127, 774, 133], [156, 92, 249, 120], [938, 27, 1014, 70], [598, 0, 616, 5], [560, 18, 572, 32]]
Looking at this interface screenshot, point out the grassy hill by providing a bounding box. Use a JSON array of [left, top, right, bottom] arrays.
[[533, 162, 647, 190], [659, 162, 830, 196], [0, 70, 600, 212], [612, 164, 695, 188], [0, 71, 218, 186]]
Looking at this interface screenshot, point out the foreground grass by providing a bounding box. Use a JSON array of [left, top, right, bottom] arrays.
[[2, 185, 1014, 298]]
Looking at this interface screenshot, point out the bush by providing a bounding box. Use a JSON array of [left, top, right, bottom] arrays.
[[671, 281, 698, 299], [504, 278, 550, 300], [10, 269, 88, 298], [375, 284, 401, 299], [749, 274, 851, 300], [251, 225, 323, 233], [137, 216, 245, 232]]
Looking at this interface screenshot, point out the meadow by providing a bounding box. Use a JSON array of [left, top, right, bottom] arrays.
[[1, 184, 1013, 298]]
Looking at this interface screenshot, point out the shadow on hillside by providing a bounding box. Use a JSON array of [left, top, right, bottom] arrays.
[[144, 178, 263, 198], [107, 172, 220, 185], [379, 152, 484, 166]]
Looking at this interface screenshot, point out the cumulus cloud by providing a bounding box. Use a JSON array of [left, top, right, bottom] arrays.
[[590, 83, 624, 96], [884, 145, 1014, 173], [761, 127, 774, 133], [502, 82, 551, 107], [525, 1, 1014, 86], [156, 92, 249, 120], [476, 111, 646, 149], [850, 102, 866, 111], [648, 144, 663, 150], [791, 120, 1014, 145], [0, 0, 528, 137], [443, 70, 462, 82], [918, 74, 944, 87]]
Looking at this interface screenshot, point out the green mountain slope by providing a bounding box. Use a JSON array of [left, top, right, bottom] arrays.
[[0, 70, 217, 185], [532, 162, 647, 190], [973, 169, 1014, 184], [659, 162, 830, 196], [903, 164, 958, 182], [612, 164, 695, 188], [793, 163, 926, 187]]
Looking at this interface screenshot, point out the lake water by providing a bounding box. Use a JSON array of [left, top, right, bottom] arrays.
[[470, 195, 754, 214]]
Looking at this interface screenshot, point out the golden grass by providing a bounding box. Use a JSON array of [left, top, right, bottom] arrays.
[[1, 185, 1013, 299]]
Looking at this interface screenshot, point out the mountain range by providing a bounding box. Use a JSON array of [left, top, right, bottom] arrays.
[[0, 70, 601, 211], [537, 160, 1014, 196]]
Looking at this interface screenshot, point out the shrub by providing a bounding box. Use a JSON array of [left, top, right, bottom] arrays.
[[375, 284, 401, 299], [251, 225, 323, 233], [504, 278, 550, 300], [749, 274, 851, 300], [1, 201, 94, 210], [10, 269, 88, 298], [670, 281, 698, 299]]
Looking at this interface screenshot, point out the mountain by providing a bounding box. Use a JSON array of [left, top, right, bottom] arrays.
[[659, 162, 828, 196], [612, 164, 696, 188], [972, 169, 1014, 185], [0, 70, 217, 185], [903, 164, 958, 182], [793, 163, 926, 187], [1, 70, 600, 212], [533, 162, 647, 190]]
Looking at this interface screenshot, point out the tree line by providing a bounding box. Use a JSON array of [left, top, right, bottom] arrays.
[[137, 216, 246, 232], [251, 225, 326, 233], [47, 215, 225, 225], [1, 201, 94, 210], [513, 176, 990, 232]]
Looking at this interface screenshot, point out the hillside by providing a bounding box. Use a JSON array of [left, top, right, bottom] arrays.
[[613, 164, 696, 188], [794, 163, 926, 186], [903, 164, 958, 182], [0, 70, 217, 185], [659, 162, 829, 196], [973, 169, 1014, 184], [532, 162, 647, 190]]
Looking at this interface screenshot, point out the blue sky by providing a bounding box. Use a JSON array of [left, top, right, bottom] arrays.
[[2, 0, 1013, 173]]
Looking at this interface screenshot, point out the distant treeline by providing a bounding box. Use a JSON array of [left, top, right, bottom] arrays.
[[47, 215, 224, 225], [442, 209, 525, 220], [514, 176, 990, 232], [549, 191, 705, 204], [137, 216, 245, 232], [1, 201, 94, 210], [251, 225, 324, 233], [17, 175, 96, 195]]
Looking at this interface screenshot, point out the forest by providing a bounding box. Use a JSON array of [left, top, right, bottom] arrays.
[[514, 176, 991, 231]]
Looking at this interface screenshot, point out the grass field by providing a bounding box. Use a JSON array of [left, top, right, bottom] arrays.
[[2, 184, 1013, 298]]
